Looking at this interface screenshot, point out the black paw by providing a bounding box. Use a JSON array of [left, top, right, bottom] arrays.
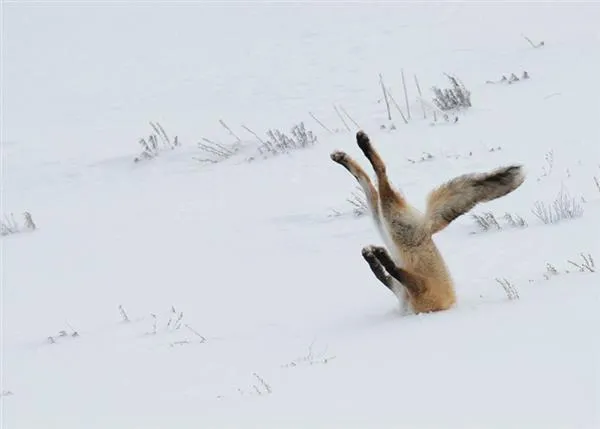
[[361, 245, 379, 261], [371, 246, 389, 260], [356, 130, 372, 155], [330, 151, 349, 164]]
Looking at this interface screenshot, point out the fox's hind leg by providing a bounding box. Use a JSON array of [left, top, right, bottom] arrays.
[[331, 151, 383, 233], [354, 131, 406, 211]]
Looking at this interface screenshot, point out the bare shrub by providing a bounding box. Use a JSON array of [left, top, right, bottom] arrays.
[[146, 306, 184, 336], [567, 253, 595, 273], [347, 188, 368, 217], [254, 122, 317, 159], [232, 373, 273, 398], [543, 263, 559, 280], [472, 211, 527, 233], [118, 305, 130, 323], [169, 324, 208, 347], [282, 341, 336, 368], [137, 306, 207, 347], [47, 324, 79, 344], [532, 187, 584, 224], [23, 212, 36, 230], [503, 212, 527, 228], [432, 74, 471, 112], [329, 187, 368, 219], [134, 122, 180, 163], [1, 212, 37, 237], [197, 122, 318, 164], [541, 150, 554, 178], [486, 71, 530, 84], [543, 253, 595, 279], [472, 212, 501, 232], [531, 201, 554, 224], [252, 373, 272, 395], [1, 213, 19, 236], [410, 152, 435, 164]]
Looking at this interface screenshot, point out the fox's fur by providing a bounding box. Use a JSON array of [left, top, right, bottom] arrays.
[[331, 131, 525, 314]]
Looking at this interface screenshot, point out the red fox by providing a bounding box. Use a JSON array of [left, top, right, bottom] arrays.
[[331, 131, 525, 314]]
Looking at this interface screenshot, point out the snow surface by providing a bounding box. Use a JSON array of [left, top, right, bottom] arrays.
[[2, 2, 599, 428]]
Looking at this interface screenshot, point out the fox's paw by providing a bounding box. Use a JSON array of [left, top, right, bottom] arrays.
[[371, 246, 390, 260], [361, 245, 378, 260], [330, 150, 349, 165], [356, 130, 372, 154]]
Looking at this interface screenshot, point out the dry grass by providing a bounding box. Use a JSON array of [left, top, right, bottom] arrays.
[[496, 278, 520, 301], [531, 187, 584, 224], [472, 211, 526, 233], [134, 122, 180, 163], [1, 212, 37, 237]]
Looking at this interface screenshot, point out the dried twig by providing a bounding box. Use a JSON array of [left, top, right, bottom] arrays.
[[339, 105, 360, 128], [252, 373, 272, 394], [333, 105, 351, 132], [414, 74, 426, 119], [118, 305, 130, 323], [241, 125, 266, 144], [219, 119, 242, 142], [308, 111, 333, 134], [149, 121, 171, 147], [385, 87, 409, 124], [522, 34, 544, 48], [150, 314, 157, 335], [184, 324, 207, 343], [379, 73, 392, 121], [567, 253, 595, 273], [401, 69, 411, 120]]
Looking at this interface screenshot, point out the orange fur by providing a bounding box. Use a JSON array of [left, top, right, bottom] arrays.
[[331, 131, 525, 314]]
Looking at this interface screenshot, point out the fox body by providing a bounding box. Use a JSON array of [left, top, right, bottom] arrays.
[[331, 131, 525, 314]]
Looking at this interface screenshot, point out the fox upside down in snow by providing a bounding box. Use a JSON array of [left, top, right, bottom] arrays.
[[331, 131, 525, 314]]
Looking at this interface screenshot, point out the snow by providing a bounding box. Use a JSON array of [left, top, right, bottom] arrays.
[[2, 2, 599, 428]]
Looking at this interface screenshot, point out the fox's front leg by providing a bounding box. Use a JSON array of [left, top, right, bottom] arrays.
[[362, 246, 412, 314], [369, 246, 424, 297], [330, 151, 383, 234], [361, 246, 393, 291]]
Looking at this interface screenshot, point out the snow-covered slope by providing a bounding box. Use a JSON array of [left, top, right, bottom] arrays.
[[2, 3, 599, 428]]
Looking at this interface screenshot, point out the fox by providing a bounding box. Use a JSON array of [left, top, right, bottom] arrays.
[[330, 130, 526, 314]]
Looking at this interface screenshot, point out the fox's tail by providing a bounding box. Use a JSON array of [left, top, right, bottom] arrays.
[[425, 165, 526, 234]]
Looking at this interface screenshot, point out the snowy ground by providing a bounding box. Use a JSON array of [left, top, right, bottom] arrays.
[[2, 3, 599, 429]]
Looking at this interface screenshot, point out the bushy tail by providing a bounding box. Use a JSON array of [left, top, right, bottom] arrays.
[[425, 165, 525, 234]]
